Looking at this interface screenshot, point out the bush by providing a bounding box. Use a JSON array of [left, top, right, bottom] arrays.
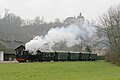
[[105, 53, 120, 66], [97, 56, 105, 60]]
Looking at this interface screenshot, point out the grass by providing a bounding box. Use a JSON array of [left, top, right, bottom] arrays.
[[0, 61, 120, 80]]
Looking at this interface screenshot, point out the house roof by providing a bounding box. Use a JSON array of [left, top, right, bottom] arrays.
[[15, 45, 25, 50], [64, 17, 76, 22], [0, 40, 25, 53], [0, 40, 25, 50], [0, 42, 15, 53]]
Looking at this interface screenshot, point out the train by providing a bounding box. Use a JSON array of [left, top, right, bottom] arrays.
[[15, 50, 97, 62]]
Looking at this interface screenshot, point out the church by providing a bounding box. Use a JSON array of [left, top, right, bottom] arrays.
[[64, 13, 85, 26]]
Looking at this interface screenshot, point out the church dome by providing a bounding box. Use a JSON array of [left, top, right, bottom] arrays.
[[77, 13, 84, 19]]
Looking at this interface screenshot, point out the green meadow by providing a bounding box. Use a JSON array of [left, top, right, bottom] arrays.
[[0, 61, 120, 80]]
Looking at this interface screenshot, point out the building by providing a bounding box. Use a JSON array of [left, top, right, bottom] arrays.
[[64, 13, 85, 26], [15, 45, 25, 55], [64, 17, 76, 25], [76, 13, 85, 26], [0, 39, 24, 61], [0, 51, 4, 61]]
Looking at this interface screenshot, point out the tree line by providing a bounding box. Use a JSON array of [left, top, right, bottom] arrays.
[[0, 8, 63, 41]]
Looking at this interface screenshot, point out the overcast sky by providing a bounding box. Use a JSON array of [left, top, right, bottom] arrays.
[[0, 0, 120, 22]]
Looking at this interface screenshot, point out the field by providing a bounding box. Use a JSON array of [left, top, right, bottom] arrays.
[[0, 61, 120, 80]]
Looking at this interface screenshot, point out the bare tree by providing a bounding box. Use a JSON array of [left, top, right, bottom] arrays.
[[54, 18, 61, 23], [98, 4, 120, 64], [35, 16, 40, 25], [4, 8, 9, 17]]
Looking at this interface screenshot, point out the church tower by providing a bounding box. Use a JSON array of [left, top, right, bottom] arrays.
[[76, 13, 85, 26]]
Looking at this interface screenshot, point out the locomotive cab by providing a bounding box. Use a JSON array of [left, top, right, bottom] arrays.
[[15, 45, 27, 62]]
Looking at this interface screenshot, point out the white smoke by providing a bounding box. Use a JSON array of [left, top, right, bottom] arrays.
[[25, 23, 96, 52]]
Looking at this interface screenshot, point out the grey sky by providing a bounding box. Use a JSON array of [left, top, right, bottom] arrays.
[[0, 0, 120, 22]]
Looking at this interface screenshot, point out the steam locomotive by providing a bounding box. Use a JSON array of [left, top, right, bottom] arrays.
[[15, 50, 97, 62]]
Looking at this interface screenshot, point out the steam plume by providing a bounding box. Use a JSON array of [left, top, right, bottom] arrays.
[[25, 23, 96, 52]]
